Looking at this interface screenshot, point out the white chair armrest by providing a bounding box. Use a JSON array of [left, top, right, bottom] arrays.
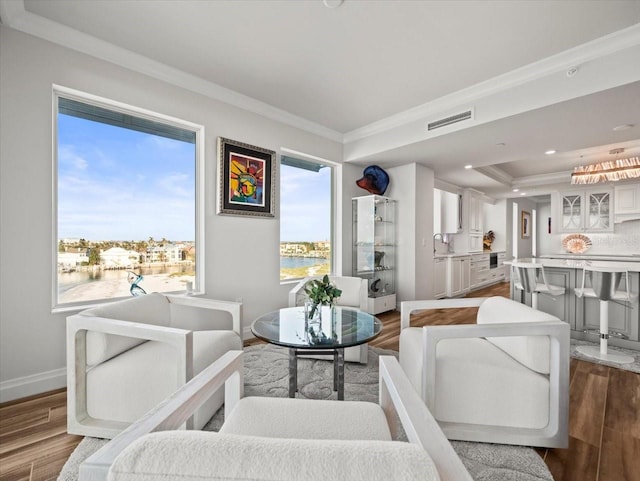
[[166, 295, 242, 336], [288, 277, 311, 307], [79, 351, 244, 481], [67, 314, 195, 439], [379, 356, 472, 481], [400, 298, 487, 330]]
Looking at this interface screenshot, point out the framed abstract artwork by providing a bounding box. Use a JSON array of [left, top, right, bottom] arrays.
[[217, 137, 276, 217], [521, 210, 531, 238]]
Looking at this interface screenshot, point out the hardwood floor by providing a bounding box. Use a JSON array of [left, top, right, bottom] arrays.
[[1, 282, 638, 481]]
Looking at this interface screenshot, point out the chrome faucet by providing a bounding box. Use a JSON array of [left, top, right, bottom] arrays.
[[433, 233, 443, 254]]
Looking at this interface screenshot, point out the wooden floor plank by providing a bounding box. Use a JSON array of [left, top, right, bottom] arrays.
[[567, 361, 609, 447]]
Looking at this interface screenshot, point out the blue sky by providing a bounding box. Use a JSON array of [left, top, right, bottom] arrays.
[[280, 164, 331, 242], [58, 114, 195, 241]]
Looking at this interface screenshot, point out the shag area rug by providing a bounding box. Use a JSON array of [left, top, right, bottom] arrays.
[[570, 338, 640, 373], [58, 344, 553, 481]]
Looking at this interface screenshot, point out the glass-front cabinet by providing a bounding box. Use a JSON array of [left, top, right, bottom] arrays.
[[558, 188, 613, 233], [352, 195, 396, 314]]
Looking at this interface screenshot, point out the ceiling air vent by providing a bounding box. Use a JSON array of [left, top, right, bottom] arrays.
[[427, 109, 474, 131]]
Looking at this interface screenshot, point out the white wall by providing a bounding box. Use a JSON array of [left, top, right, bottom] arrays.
[[0, 27, 343, 401], [537, 202, 554, 255], [483, 200, 507, 252], [506, 198, 537, 259], [386, 163, 435, 302]]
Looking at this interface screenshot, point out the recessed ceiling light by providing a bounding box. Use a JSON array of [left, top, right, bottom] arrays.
[[520, 192, 527, 196], [613, 124, 634, 131], [545, 150, 556, 155], [512, 188, 519, 192], [464, 165, 473, 169], [496, 142, 506, 147]]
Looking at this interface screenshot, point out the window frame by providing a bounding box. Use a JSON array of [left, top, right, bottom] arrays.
[[51, 85, 205, 311], [279, 149, 339, 283]]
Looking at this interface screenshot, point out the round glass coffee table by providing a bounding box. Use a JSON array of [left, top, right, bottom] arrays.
[[251, 306, 383, 400]]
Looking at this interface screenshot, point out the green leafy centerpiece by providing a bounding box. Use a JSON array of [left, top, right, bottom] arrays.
[[304, 274, 342, 320]]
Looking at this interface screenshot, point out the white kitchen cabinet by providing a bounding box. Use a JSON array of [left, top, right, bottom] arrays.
[[468, 191, 483, 234], [446, 256, 470, 297], [614, 183, 640, 222], [434, 189, 462, 234], [556, 188, 614, 233], [433, 257, 447, 298], [469, 252, 506, 290]]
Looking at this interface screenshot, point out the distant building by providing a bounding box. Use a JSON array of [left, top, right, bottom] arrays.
[[101, 247, 139, 268], [58, 248, 88, 267]]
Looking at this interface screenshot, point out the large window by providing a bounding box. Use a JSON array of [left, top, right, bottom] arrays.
[[280, 155, 333, 281], [54, 88, 202, 308]]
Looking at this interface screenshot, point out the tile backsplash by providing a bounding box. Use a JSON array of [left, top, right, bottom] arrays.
[[553, 220, 640, 255]]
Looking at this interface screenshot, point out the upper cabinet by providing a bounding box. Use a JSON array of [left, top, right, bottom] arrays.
[[467, 190, 483, 234], [554, 187, 614, 233], [614, 183, 640, 223], [433, 188, 461, 234]]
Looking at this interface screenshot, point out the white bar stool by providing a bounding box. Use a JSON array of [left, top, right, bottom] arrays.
[[575, 266, 637, 364], [512, 262, 565, 310]]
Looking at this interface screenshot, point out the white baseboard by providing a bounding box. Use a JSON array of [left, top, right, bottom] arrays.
[[243, 326, 255, 341], [0, 368, 66, 403]]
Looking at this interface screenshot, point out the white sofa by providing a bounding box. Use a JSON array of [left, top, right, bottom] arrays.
[[67, 293, 242, 439], [289, 275, 369, 363], [80, 351, 473, 481], [400, 296, 569, 448]]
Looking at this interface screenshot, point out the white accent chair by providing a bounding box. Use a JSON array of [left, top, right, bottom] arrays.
[[399, 296, 569, 448], [512, 262, 565, 310], [67, 293, 242, 439], [79, 351, 473, 481], [289, 275, 369, 363], [575, 265, 638, 364]]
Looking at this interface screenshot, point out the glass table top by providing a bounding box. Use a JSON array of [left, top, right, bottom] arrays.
[[251, 306, 383, 350]]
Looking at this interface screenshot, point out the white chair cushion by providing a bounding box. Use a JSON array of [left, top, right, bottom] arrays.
[[400, 330, 549, 430], [331, 276, 364, 308], [477, 296, 559, 374], [87, 330, 241, 428], [221, 396, 392, 440], [108, 431, 440, 481], [436, 338, 549, 429], [82, 293, 172, 366]]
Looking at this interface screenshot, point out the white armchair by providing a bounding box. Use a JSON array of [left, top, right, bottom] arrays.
[[399, 296, 569, 448], [288, 275, 369, 363], [80, 351, 473, 481], [67, 293, 242, 439]]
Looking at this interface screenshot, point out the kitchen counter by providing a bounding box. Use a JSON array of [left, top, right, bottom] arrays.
[[540, 253, 640, 262], [508, 257, 640, 351], [434, 250, 505, 259]]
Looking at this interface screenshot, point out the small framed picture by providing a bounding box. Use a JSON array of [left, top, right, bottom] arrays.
[[217, 137, 275, 217], [521, 210, 531, 238]]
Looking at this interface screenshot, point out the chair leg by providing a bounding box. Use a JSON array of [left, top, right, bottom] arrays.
[[532, 292, 538, 310], [599, 300, 608, 355], [576, 299, 635, 364]]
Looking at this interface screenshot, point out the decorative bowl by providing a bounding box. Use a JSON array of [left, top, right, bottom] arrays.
[[562, 234, 592, 254]]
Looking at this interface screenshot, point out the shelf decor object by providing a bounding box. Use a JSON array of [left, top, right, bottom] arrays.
[[356, 165, 390, 196], [562, 233, 592, 254], [217, 137, 276, 217]]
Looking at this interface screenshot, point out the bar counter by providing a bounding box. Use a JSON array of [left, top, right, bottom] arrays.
[[508, 257, 640, 351]]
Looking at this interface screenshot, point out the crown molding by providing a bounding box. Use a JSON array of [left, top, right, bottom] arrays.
[[344, 23, 640, 144], [473, 165, 513, 186], [512, 171, 572, 187], [0, 1, 344, 143]]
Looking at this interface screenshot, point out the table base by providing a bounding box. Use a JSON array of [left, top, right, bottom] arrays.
[[289, 348, 345, 400]]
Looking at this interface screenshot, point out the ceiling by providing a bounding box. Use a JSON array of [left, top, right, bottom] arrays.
[[4, 0, 640, 199]]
